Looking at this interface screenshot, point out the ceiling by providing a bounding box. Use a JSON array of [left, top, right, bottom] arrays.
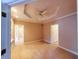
[[2, 0, 35, 6], [11, 0, 77, 23]]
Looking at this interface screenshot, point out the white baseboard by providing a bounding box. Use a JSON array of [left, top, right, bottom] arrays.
[[59, 46, 78, 55], [25, 40, 42, 44], [43, 39, 51, 44]]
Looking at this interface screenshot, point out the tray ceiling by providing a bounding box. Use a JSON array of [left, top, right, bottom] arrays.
[[11, 0, 77, 23]]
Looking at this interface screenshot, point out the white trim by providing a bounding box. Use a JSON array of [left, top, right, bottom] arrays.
[[43, 39, 51, 44], [43, 12, 77, 23], [25, 40, 42, 44], [55, 12, 77, 20], [59, 46, 78, 55], [8, 0, 36, 6]]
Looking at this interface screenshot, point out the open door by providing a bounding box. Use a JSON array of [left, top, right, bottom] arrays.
[[1, 0, 37, 59], [1, 3, 11, 59], [50, 24, 59, 44]]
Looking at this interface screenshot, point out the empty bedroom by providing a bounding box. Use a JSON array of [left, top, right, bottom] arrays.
[[1, 0, 78, 59]]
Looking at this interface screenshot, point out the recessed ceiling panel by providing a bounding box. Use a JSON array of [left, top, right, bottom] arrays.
[[11, 0, 77, 23]]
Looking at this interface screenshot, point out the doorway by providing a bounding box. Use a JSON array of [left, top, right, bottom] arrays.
[[15, 24, 24, 45], [50, 24, 59, 44]]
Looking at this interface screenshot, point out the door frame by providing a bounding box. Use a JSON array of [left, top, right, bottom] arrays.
[[15, 24, 24, 45], [1, 0, 35, 59], [50, 24, 59, 44]]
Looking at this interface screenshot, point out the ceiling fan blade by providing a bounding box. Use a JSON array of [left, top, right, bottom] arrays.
[[39, 9, 47, 16]]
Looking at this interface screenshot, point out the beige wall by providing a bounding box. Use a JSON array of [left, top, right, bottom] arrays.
[[15, 21, 43, 43], [43, 21, 58, 43], [43, 14, 77, 54], [58, 14, 77, 54]]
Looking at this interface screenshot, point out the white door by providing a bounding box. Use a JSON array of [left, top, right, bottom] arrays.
[[50, 24, 59, 43], [1, 3, 11, 59], [15, 25, 24, 45]]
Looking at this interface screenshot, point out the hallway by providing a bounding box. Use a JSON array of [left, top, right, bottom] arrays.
[[11, 41, 77, 59]]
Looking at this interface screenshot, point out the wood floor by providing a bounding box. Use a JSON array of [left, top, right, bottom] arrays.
[[11, 41, 77, 59]]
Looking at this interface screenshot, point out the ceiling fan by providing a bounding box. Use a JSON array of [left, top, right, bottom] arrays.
[[24, 4, 47, 18], [38, 9, 47, 16]]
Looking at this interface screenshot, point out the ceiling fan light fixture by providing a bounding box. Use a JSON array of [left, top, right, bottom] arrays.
[[41, 10, 47, 15]]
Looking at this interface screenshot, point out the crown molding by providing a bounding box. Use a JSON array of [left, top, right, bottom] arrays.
[[55, 12, 77, 20], [8, 0, 36, 6], [43, 12, 77, 23]]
